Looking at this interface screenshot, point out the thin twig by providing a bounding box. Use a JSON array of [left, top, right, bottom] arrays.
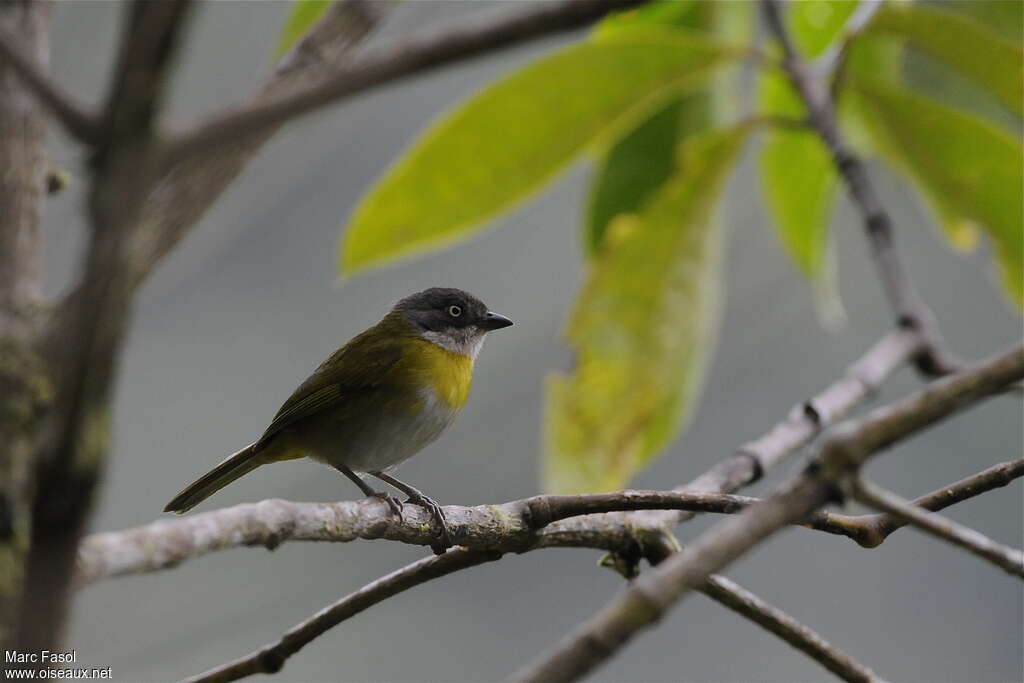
[[762, 0, 956, 377], [848, 476, 1024, 578], [0, 27, 99, 143], [509, 344, 1024, 683], [820, 458, 1024, 548], [161, 0, 648, 165], [184, 548, 503, 683], [702, 575, 881, 683]]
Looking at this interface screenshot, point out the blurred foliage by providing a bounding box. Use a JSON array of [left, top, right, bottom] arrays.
[[340, 28, 742, 273], [546, 125, 746, 493], [273, 0, 1022, 493], [273, 0, 330, 60], [850, 77, 1023, 308], [757, 1, 854, 327]]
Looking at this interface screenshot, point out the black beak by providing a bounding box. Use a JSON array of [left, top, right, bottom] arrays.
[[481, 311, 514, 330]]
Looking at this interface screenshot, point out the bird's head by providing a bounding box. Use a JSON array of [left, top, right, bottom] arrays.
[[393, 287, 513, 358]]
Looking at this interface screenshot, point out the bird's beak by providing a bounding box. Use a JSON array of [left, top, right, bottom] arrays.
[[481, 311, 514, 330]]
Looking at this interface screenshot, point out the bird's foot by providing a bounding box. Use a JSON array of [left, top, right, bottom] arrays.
[[405, 492, 453, 555], [368, 491, 404, 519]]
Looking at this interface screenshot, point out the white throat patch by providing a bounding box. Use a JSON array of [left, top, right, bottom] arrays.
[[422, 327, 486, 359]]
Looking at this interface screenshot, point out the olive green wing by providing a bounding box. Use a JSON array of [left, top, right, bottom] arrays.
[[253, 326, 405, 449]]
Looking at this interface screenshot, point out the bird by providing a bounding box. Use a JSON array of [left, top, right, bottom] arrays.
[[164, 287, 513, 553]]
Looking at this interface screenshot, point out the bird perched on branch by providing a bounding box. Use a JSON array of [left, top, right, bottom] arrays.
[[164, 287, 513, 553]]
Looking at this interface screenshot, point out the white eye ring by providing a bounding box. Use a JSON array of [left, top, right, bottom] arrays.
[[448, 305, 462, 317]]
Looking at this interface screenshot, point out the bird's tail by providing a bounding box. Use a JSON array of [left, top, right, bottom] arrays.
[[164, 444, 262, 514]]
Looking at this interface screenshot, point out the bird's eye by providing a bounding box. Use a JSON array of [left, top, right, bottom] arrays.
[[448, 305, 462, 318]]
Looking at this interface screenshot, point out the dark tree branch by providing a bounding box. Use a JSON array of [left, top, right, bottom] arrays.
[[510, 344, 1024, 683], [823, 458, 1024, 548], [849, 476, 1023, 578], [185, 545, 880, 683], [160, 0, 649, 166], [184, 548, 504, 683], [701, 575, 881, 683], [0, 21, 98, 144], [0, 0, 53, 649], [17, 0, 194, 653], [761, 0, 956, 377]]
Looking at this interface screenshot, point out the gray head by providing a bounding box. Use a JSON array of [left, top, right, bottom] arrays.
[[393, 287, 513, 357]]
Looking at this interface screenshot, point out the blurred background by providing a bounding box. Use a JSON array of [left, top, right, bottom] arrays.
[[42, 2, 1021, 681]]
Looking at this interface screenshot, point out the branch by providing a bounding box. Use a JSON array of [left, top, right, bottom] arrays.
[[76, 490, 800, 585], [849, 476, 1024, 578], [0, 0, 53, 648], [762, 0, 955, 377], [76, 330, 922, 583], [510, 344, 1024, 683], [160, 0, 649, 166], [820, 459, 1024, 548], [701, 575, 881, 683], [127, 0, 389, 287], [185, 548, 503, 683], [17, 0, 195, 653], [0, 24, 99, 143], [545, 328, 921, 558]]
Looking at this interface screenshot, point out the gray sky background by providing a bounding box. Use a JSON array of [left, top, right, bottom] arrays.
[[40, 2, 1021, 682]]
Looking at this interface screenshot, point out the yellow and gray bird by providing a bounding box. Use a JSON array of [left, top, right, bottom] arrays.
[[164, 288, 513, 552]]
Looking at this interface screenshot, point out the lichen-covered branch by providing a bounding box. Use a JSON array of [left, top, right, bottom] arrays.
[[0, 0, 53, 650], [849, 476, 1023, 578], [17, 1, 193, 653], [510, 344, 1024, 683], [76, 490, 810, 585]]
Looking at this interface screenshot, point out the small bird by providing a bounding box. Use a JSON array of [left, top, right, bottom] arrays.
[[164, 287, 513, 553]]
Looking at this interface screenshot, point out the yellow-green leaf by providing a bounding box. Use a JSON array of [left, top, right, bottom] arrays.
[[274, 0, 331, 61], [866, 2, 1023, 116], [544, 125, 748, 494], [787, 0, 858, 57], [585, 98, 687, 256], [851, 77, 1023, 309], [341, 30, 742, 274]]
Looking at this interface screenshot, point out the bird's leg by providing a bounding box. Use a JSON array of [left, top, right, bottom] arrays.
[[370, 471, 452, 554], [332, 464, 403, 518]]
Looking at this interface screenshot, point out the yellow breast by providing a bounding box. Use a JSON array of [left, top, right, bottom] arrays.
[[409, 339, 475, 409]]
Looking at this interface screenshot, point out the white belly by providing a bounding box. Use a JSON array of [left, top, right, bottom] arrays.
[[339, 388, 459, 473]]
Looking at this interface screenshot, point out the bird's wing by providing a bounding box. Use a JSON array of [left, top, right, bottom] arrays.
[[254, 325, 405, 449]]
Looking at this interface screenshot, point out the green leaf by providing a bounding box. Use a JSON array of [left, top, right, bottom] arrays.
[[759, 127, 844, 327], [593, 0, 700, 38], [274, 0, 330, 61], [340, 30, 742, 274], [544, 125, 748, 494], [851, 77, 1024, 309], [865, 3, 1023, 116], [585, 0, 747, 257], [585, 98, 685, 256], [787, 0, 858, 57], [758, 4, 848, 326]]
